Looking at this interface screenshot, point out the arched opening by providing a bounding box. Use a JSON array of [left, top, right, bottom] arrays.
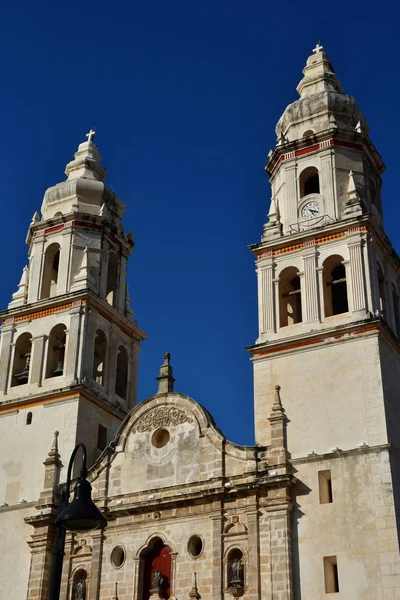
[[46, 324, 67, 378], [279, 267, 302, 327], [12, 333, 32, 387], [106, 253, 119, 306], [140, 538, 172, 600], [72, 568, 88, 600], [26, 411, 32, 425], [392, 285, 400, 336], [227, 548, 244, 588], [115, 345, 128, 400], [377, 263, 386, 318], [323, 256, 349, 317], [40, 243, 60, 299], [93, 330, 107, 386], [300, 166, 320, 197]]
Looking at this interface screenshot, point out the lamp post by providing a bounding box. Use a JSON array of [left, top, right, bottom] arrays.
[[48, 443, 107, 600]]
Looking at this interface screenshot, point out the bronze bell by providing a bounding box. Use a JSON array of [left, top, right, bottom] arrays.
[[53, 360, 64, 377], [53, 342, 65, 377], [14, 353, 31, 384]]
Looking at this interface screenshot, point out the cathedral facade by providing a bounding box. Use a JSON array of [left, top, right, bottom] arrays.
[[1, 46, 400, 600]]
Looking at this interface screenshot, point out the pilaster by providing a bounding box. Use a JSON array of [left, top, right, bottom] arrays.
[[347, 227, 367, 313], [0, 321, 14, 394], [27, 234, 45, 303], [30, 334, 46, 386], [319, 150, 336, 219], [258, 252, 275, 334], [211, 513, 223, 598], [302, 241, 320, 323], [64, 303, 82, 381], [283, 164, 297, 232], [88, 531, 105, 600], [266, 494, 293, 600], [58, 226, 73, 294], [245, 508, 260, 600]]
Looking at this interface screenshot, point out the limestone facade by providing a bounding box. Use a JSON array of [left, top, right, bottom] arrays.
[[1, 46, 400, 600]]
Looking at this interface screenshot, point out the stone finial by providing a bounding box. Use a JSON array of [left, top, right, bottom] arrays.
[[268, 384, 288, 466], [189, 572, 201, 599], [50, 430, 59, 456], [30, 211, 40, 224], [38, 431, 62, 506], [343, 170, 363, 217], [271, 384, 286, 417], [156, 352, 175, 395], [64, 135, 106, 182], [262, 198, 282, 241]]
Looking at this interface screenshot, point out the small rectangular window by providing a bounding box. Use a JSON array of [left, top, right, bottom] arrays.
[[324, 556, 339, 593], [319, 470, 333, 504], [97, 424, 108, 451]]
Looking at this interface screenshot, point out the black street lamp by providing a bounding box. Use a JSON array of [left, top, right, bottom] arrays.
[[48, 443, 107, 600]]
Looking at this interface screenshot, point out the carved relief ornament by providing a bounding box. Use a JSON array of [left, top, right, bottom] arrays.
[[132, 407, 193, 433]]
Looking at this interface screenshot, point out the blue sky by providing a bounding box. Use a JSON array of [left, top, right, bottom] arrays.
[[0, 0, 398, 445]]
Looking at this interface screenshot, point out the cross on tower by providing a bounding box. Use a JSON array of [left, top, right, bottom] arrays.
[[86, 129, 96, 143], [313, 43, 323, 54]]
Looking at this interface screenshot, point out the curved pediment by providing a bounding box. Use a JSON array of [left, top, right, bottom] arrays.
[[88, 392, 257, 498]]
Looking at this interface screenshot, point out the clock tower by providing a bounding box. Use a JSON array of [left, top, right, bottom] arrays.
[[249, 46, 400, 597]]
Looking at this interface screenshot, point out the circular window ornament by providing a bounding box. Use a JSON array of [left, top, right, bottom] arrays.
[[187, 535, 203, 558], [152, 428, 170, 449], [111, 546, 126, 569]]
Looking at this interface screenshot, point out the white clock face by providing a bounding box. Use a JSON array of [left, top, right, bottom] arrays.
[[301, 201, 321, 219]]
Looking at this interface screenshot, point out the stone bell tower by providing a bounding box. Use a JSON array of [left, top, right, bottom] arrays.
[[249, 46, 400, 597], [0, 130, 147, 506]]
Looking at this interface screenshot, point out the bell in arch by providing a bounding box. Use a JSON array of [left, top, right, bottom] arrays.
[[14, 353, 31, 384], [53, 343, 65, 377]]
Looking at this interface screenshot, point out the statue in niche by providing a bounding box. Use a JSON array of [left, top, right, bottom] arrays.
[[75, 579, 86, 600], [231, 558, 243, 583], [152, 569, 163, 589]]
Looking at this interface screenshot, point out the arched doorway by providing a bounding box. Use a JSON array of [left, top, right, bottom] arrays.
[[141, 538, 172, 600]]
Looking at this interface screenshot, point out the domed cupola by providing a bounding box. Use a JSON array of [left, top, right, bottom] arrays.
[[41, 130, 125, 223], [275, 45, 369, 143]]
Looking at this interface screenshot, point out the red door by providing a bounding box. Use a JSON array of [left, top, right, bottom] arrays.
[[143, 539, 172, 599]]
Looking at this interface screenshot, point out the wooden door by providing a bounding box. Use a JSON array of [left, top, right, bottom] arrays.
[[142, 539, 172, 599]]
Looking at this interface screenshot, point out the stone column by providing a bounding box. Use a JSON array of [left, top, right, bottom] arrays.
[[316, 267, 325, 319], [64, 303, 82, 381], [117, 255, 127, 313], [26, 525, 55, 600], [88, 531, 105, 600], [170, 552, 178, 600], [30, 334, 46, 386], [347, 228, 367, 313], [302, 242, 320, 323], [107, 326, 118, 396], [0, 321, 14, 394], [27, 234, 45, 303], [273, 278, 280, 329], [319, 150, 336, 219], [283, 164, 297, 233], [246, 509, 260, 599], [211, 513, 223, 598], [267, 496, 293, 600], [258, 253, 275, 334], [128, 340, 140, 409], [83, 308, 97, 382], [58, 225, 73, 294], [133, 557, 141, 599], [99, 239, 110, 299]]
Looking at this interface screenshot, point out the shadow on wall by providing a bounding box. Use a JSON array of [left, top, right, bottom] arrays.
[[291, 471, 312, 600]]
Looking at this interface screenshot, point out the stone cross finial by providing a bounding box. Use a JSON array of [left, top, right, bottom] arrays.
[[312, 42, 323, 54], [156, 352, 176, 394], [86, 129, 96, 143], [51, 430, 59, 454]]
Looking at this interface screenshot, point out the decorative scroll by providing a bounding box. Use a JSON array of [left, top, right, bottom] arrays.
[[132, 407, 193, 433]]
